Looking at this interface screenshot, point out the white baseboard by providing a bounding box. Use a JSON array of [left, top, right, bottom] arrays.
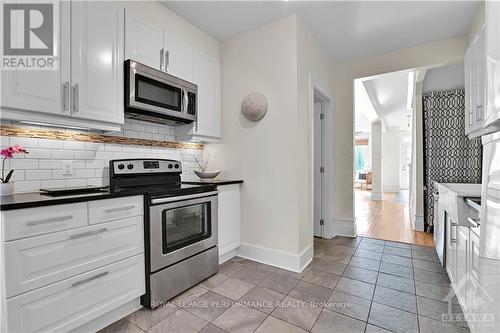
[[237, 242, 310, 273], [413, 215, 424, 231], [331, 217, 357, 238], [371, 191, 383, 200], [71, 298, 141, 333], [219, 247, 238, 264], [383, 185, 400, 192]]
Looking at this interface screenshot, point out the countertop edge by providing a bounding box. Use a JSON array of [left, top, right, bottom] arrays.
[[182, 180, 243, 186], [0, 190, 146, 211]]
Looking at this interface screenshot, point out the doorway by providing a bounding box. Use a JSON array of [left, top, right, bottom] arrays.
[[313, 94, 326, 237]]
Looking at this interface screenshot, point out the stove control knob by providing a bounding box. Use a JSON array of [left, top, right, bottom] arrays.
[[127, 164, 134, 170], [168, 164, 173, 169], [174, 164, 180, 169], [117, 164, 125, 170]]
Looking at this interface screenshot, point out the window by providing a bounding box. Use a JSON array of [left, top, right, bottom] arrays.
[[355, 145, 368, 172]]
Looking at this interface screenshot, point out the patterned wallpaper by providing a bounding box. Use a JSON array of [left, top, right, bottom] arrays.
[[423, 89, 482, 229]]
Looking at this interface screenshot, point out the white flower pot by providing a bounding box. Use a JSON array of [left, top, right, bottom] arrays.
[[0, 182, 15, 196]]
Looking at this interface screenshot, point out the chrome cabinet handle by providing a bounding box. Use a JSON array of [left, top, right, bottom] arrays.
[[72, 84, 79, 113], [468, 217, 480, 228], [160, 48, 164, 71], [70, 227, 108, 240], [476, 104, 483, 121], [62, 81, 69, 112], [451, 222, 458, 227], [27, 215, 73, 226], [451, 239, 457, 244], [104, 205, 135, 214], [72, 271, 109, 287], [165, 50, 169, 72]]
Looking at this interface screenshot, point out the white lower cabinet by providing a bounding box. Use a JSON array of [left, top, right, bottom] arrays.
[[217, 184, 241, 263], [4, 216, 143, 298], [1, 196, 145, 333], [5, 255, 144, 333]]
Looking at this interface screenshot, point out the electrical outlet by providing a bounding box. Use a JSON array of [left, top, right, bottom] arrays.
[[62, 160, 73, 176]]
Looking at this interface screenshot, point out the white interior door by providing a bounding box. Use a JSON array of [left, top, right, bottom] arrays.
[[314, 99, 325, 237]]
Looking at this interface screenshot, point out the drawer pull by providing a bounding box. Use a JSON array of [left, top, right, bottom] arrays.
[[27, 215, 73, 226], [71, 271, 109, 287], [70, 227, 108, 240], [104, 205, 135, 214]]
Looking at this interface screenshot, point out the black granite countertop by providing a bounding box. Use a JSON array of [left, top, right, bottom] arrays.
[[182, 179, 243, 186], [0, 189, 145, 211]]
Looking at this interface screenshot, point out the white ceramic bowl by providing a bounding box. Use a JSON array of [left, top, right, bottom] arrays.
[[194, 170, 222, 179]]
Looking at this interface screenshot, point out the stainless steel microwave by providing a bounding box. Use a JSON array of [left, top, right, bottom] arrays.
[[125, 60, 197, 125]]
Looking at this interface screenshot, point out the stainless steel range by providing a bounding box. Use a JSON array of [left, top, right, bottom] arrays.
[[109, 159, 218, 309]]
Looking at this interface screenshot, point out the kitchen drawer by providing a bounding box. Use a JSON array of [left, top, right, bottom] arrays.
[[2, 203, 87, 241], [88, 195, 143, 225], [5, 254, 145, 333], [4, 216, 144, 298]]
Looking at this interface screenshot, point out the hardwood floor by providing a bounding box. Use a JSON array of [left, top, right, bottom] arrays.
[[355, 189, 435, 247]]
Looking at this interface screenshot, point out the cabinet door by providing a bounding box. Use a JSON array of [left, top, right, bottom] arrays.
[[218, 184, 241, 257], [192, 50, 221, 139], [1, 0, 70, 115], [484, 0, 500, 129], [164, 33, 193, 81], [456, 226, 469, 307], [125, 13, 163, 70], [475, 26, 486, 126], [464, 45, 473, 134], [70, 1, 124, 124], [468, 230, 481, 313]]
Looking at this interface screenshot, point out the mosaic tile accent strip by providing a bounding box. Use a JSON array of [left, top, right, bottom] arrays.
[[0, 125, 203, 150]]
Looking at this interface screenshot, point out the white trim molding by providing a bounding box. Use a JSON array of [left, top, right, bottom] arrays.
[[383, 185, 400, 193], [413, 214, 425, 231], [237, 242, 312, 273], [331, 217, 357, 238], [371, 191, 383, 201]]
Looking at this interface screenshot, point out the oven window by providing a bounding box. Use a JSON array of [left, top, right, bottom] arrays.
[[161, 203, 211, 254], [135, 74, 182, 111]]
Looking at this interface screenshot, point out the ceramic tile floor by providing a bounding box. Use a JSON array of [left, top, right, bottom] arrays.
[[100, 237, 470, 333]]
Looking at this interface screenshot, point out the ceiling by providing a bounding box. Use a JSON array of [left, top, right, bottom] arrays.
[[162, 1, 480, 63], [358, 70, 414, 131]]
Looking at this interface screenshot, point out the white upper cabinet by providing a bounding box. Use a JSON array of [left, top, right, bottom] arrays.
[[464, 26, 486, 138], [1, 1, 125, 131], [164, 34, 193, 81], [71, 1, 124, 124], [192, 50, 221, 139], [125, 13, 163, 70], [465, 2, 500, 137], [484, 0, 500, 130], [1, 0, 70, 116]]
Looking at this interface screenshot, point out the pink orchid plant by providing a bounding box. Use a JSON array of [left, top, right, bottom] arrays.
[[1, 145, 28, 183]]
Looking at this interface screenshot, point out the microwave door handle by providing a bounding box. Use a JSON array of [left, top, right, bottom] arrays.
[[183, 89, 188, 113]]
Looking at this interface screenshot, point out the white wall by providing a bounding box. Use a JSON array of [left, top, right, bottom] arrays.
[[423, 63, 465, 93], [296, 17, 337, 247], [205, 15, 335, 270], [371, 121, 383, 200], [332, 36, 468, 230], [382, 127, 401, 192], [204, 15, 301, 260]]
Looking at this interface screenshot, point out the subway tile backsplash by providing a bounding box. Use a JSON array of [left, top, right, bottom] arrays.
[[1, 119, 203, 193]]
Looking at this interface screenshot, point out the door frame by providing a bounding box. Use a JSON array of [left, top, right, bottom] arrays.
[[308, 75, 333, 241]]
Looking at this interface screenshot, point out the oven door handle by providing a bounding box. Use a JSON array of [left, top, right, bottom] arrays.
[[151, 190, 218, 204]]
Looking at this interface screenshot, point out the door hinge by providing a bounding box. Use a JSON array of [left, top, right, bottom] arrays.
[[320, 219, 324, 226], [320, 113, 325, 120], [320, 167, 325, 173]]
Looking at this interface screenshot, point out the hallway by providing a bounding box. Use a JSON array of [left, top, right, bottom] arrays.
[[355, 189, 434, 246]]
